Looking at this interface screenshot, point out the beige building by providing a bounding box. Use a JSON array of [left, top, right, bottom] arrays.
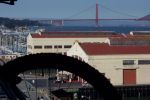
[[27, 31, 150, 85], [0, 54, 18, 64], [67, 42, 150, 85], [27, 31, 118, 54]]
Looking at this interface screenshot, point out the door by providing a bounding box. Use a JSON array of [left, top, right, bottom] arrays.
[[123, 69, 136, 85]]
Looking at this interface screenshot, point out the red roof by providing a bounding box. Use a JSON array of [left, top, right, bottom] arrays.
[[109, 35, 150, 41], [131, 31, 150, 35], [31, 31, 122, 38], [79, 43, 150, 55]]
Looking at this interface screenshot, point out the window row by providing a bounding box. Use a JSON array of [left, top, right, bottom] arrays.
[[28, 45, 72, 49], [123, 60, 150, 65], [138, 60, 150, 65]]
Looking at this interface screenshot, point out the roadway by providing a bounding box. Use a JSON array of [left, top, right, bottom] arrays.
[[17, 75, 85, 100]]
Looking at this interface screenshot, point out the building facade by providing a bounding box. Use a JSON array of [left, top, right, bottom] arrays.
[[27, 31, 117, 54], [67, 42, 150, 85], [27, 31, 150, 86], [0, 54, 18, 64]]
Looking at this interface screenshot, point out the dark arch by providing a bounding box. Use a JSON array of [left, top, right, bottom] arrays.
[[0, 53, 121, 100]]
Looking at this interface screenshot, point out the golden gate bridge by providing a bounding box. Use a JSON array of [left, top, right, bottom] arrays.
[[48, 1, 138, 27]]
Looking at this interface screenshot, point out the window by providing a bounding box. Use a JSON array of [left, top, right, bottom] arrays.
[[54, 45, 62, 48], [34, 45, 42, 49], [138, 60, 150, 65], [44, 45, 52, 49], [123, 60, 135, 65], [64, 45, 72, 48]]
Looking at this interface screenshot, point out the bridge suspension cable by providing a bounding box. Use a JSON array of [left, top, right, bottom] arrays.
[[65, 4, 95, 19], [99, 3, 138, 18], [65, 3, 138, 19]]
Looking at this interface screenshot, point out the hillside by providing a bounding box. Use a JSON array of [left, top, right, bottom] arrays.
[[0, 17, 43, 29], [139, 14, 150, 20]]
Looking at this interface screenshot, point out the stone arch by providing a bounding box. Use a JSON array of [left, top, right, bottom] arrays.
[[0, 53, 121, 100]]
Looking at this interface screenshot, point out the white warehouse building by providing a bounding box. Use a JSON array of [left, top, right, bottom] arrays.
[[27, 31, 150, 86], [27, 31, 118, 54], [67, 42, 150, 86]]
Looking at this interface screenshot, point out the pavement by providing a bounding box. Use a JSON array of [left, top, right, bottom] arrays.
[[17, 80, 49, 100], [17, 74, 91, 100]]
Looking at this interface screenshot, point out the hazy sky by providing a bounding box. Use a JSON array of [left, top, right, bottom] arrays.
[[0, 0, 150, 19]]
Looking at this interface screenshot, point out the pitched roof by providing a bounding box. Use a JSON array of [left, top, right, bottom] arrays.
[[30, 31, 121, 38], [109, 35, 150, 41], [130, 31, 150, 35], [79, 43, 150, 55]]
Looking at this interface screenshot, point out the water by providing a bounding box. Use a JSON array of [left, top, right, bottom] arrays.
[[39, 19, 150, 33], [64, 19, 150, 27], [43, 26, 150, 34]]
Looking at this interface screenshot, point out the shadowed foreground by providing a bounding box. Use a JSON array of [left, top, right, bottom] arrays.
[[0, 53, 121, 100]]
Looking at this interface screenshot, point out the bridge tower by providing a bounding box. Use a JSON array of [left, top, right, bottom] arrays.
[[96, 0, 99, 26]]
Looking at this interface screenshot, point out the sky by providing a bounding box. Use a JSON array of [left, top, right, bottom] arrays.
[[0, 0, 150, 19]]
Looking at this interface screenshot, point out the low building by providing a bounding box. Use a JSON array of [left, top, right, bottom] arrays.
[[130, 31, 150, 35], [0, 54, 18, 63], [106, 35, 150, 46], [67, 42, 150, 85], [27, 31, 150, 85], [27, 31, 118, 54]]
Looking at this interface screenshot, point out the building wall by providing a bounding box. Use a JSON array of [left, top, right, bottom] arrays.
[[88, 54, 150, 85], [0, 54, 18, 63], [27, 34, 33, 54], [88, 55, 123, 85], [137, 63, 150, 84], [27, 34, 150, 86], [67, 42, 88, 62], [67, 43, 150, 85]]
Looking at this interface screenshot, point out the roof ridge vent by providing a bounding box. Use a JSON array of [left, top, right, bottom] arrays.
[[121, 33, 127, 38], [38, 32, 41, 36]]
